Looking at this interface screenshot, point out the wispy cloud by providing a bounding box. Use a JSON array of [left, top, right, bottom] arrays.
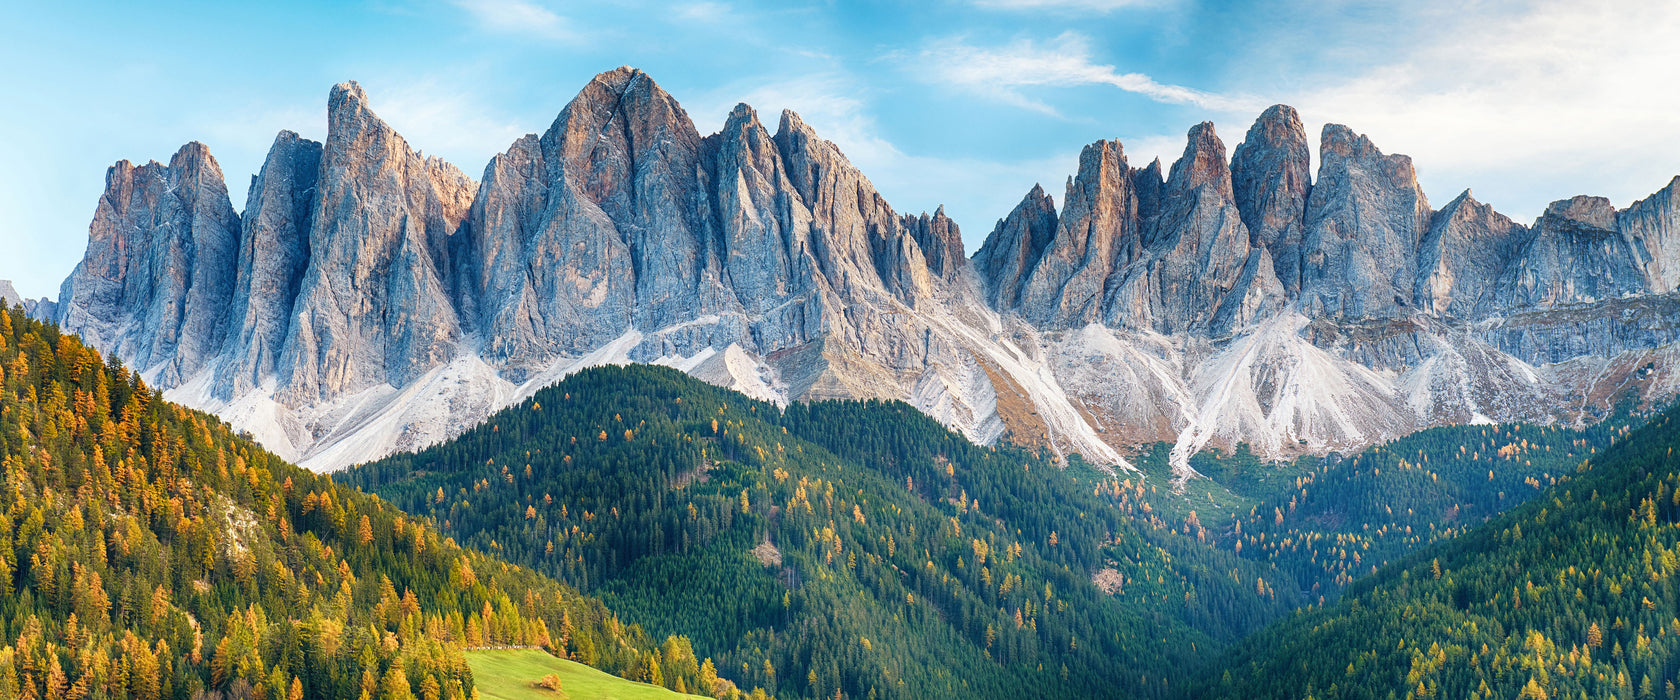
[[908, 33, 1261, 115], [449, 0, 577, 41], [1287, 0, 1680, 220], [971, 0, 1166, 11], [674, 2, 731, 22]]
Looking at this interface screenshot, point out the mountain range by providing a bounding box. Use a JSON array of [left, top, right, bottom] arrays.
[[28, 66, 1680, 472]]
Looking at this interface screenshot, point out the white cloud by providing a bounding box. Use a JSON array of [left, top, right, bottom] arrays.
[[1287, 0, 1680, 221], [909, 33, 1262, 115], [449, 0, 577, 41]]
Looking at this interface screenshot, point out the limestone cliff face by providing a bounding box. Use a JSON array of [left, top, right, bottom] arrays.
[[707, 103, 806, 318], [901, 206, 965, 281], [214, 130, 322, 400], [1298, 124, 1432, 320], [462, 69, 962, 394], [1621, 177, 1680, 293], [1017, 140, 1139, 328], [276, 81, 474, 406], [1105, 122, 1283, 336], [980, 124, 1280, 337], [464, 68, 707, 368], [45, 72, 1680, 475], [1414, 190, 1525, 318], [56, 142, 240, 387], [1492, 196, 1647, 310], [773, 109, 937, 310], [1231, 105, 1312, 294], [972, 185, 1056, 310]]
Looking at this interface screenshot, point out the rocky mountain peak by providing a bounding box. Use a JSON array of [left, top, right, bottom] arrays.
[[330, 80, 368, 107], [48, 69, 1680, 478], [1619, 176, 1680, 293], [1298, 124, 1430, 319], [0, 280, 21, 308], [1543, 195, 1617, 231], [276, 80, 470, 405], [901, 205, 965, 279], [427, 156, 477, 228], [169, 140, 218, 175], [213, 130, 323, 400], [1231, 104, 1311, 293], [56, 141, 240, 387], [1133, 158, 1166, 225], [1319, 123, 1377, 161], [326, 81, 381, 138], [1012, 138, 1139, 327], [1166, 122, 1233, 200], [974, 184, 1058, 310], [1416, 188, 1525, 317], [773, 109, 829, 205], [776, 109, 811, 138], [1490, 193, 1646, 311], [726, 101, 759, 126]]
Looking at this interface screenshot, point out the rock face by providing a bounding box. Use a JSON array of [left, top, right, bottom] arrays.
[[1015, 139, 1139, 328], [902, 206, 965, 281], [214, 130, 321, 400], [982, 123, 1281, 337], [1231, 105, 1312, 293], [972, 185, 1056, 310], [1298, 124, 1431, 320], [0, 281, 21, 308], [1108, 121, 1283, 336], [1621, 177, 1680, 292], [1493, 196, 1649, 310], [45, 73, 1680, 477], [56, 143, 240, 387], [1414, 190, 1525, 318], [276, 82, 473, 405]]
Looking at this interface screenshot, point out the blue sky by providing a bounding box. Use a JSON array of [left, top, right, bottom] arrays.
[[4, 0, 1680, 299]]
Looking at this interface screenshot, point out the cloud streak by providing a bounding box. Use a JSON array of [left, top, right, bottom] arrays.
[[971, 0, 1164, 11], [909, 33, 1261, 115], [449, 0, 577, 41]]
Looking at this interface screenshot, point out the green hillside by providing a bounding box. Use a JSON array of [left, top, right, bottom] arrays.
[[1207, 418, 1633, 601], [339, 364, 1295, 699], [1200, 403, 1680, 699], [0, 303, 731, 700], [0, 288, 1627, 700], [466, 648, 709, 700]]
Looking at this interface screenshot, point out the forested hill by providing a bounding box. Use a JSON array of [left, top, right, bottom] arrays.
[[338, 364, 1297, 700], [0, 302, 748, 700], [1200, 401, 1680, 699]]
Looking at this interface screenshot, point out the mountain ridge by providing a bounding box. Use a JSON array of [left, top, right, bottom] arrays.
[[33, 66, 1680, 473]]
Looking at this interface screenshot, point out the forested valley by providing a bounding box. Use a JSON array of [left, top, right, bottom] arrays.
[[338, 366, 1295, 699], [1204, 401, 1680, 699], [5, 294, 1669, 700], [340, 360, 1650, 699]]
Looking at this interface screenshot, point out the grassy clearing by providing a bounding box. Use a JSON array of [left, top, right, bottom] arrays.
[[465, 649, 708, 700]]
